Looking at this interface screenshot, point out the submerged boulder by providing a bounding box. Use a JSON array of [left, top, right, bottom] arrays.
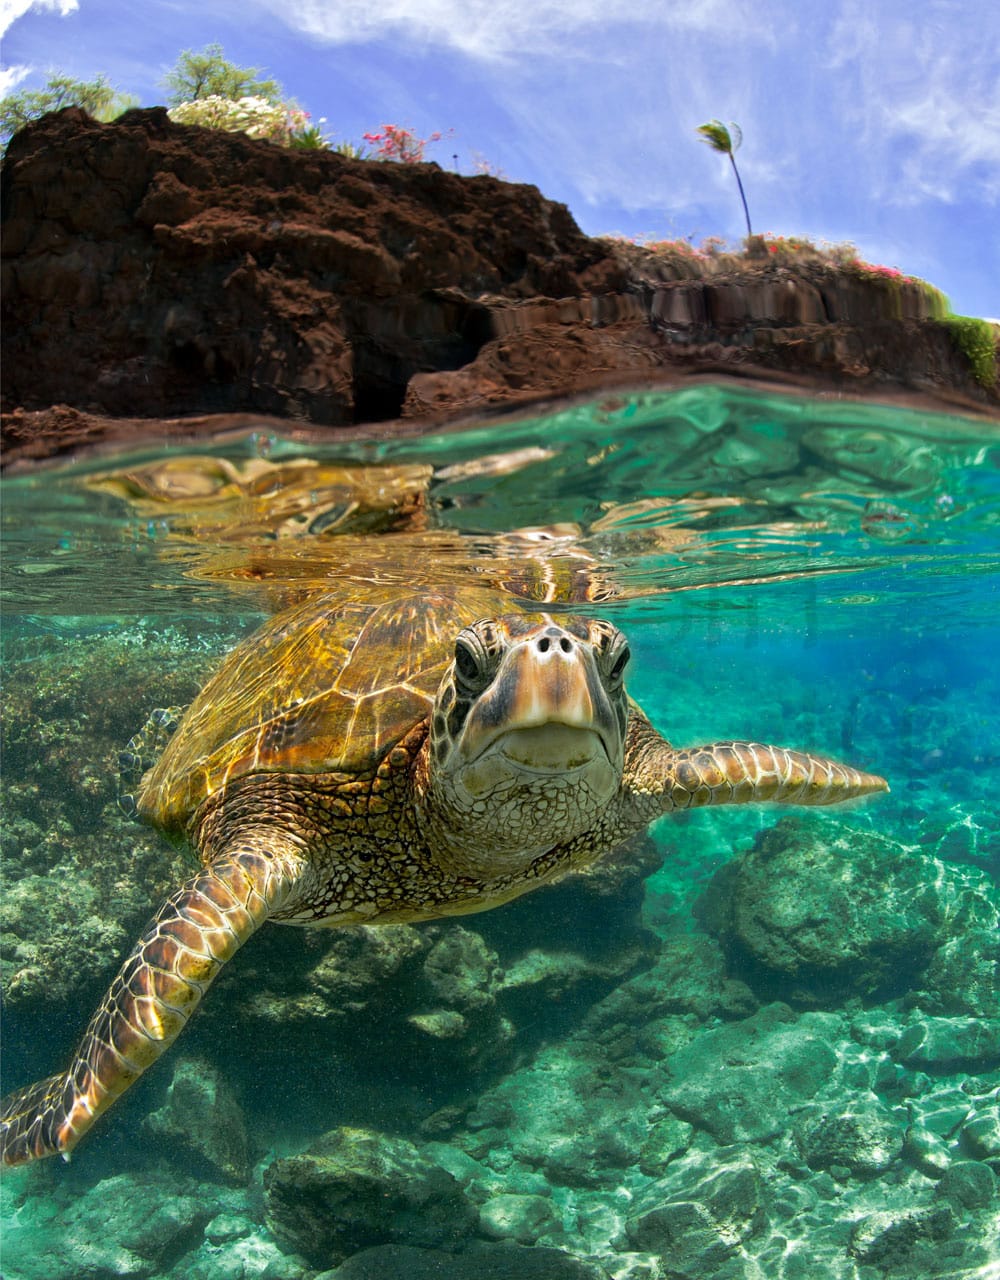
[[0, 1169, 221, 1280], [143, 1056, 250, 1183], [796, 1100, 905, 1177], [263, 1126, 478, 1266], [657, 1003, 840, 1145], [698, 816, 999, 1004], [628, 1149, 768, 1272]]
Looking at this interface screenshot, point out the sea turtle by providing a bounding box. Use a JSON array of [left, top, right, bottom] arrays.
[[0, 584, 888, 1166]]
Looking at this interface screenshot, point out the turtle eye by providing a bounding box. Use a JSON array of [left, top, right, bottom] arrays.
[[609, 643, 631, 682], [454, 627, 495, 692], [591, 622, 630, 685]]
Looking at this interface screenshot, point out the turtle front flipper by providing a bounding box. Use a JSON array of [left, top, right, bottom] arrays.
[[658, 740, 889, 809], [624, 713, 887, 820], [117, 706, 185, 819], [1, 841, 303, 1167]]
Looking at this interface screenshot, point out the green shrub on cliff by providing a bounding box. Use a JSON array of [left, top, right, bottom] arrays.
[[944, 316, 998, 388], [0, 73, 136, 145]]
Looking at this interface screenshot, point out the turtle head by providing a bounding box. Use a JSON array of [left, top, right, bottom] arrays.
[[426, 615, 631, 875]]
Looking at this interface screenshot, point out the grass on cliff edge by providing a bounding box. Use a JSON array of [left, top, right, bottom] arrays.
[[603, 233, 998, 390]]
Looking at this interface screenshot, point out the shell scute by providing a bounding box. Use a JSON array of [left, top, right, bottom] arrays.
[[137, 584, 508, 834]]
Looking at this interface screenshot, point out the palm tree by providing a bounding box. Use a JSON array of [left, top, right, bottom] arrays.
[[697, 119, 752, 239]]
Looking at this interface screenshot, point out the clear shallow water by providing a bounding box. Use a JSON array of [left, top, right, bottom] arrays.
[[1, 384, 998, 1279]]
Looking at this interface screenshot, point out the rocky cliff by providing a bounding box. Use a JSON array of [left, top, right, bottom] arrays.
[[2, 107, 996, 460]]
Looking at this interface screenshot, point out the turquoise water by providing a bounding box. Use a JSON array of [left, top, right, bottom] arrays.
[[1, 384, 997, 1279]]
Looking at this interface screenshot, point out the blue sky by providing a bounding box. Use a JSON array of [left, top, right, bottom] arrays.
[[2, 0, 998, 318]]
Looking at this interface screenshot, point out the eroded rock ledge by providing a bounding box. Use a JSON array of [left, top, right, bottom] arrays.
[[2, 107, 997, 462]]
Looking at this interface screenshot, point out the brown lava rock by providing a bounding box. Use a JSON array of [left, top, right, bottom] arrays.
[[2, 108, 996, 467]]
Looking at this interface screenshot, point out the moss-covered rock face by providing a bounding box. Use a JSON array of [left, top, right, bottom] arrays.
[[697, 816, 1000, 1004], [944, 316, 999, 389]]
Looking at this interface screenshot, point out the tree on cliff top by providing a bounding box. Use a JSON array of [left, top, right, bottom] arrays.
[[0, 73, 137, 146], [697, 119, 753, 239], [163, 45, 284, 107]]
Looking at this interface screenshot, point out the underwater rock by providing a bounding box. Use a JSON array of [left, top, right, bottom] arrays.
[[477, 1191, 561, 1243], [847, 1204, 956, 1267], [223, 918, 518, 1090], [0, 869, 131, 1007], [143, 1055, 250, 1183], [893, 1016, 1000, 1071], [479, 833, 661, 1030], [239, 921, 427, 1030], [657, 1004, 839, 1145], [796, 1099, 904, 1177], [263, 1125, 478, 1266], [0, 630, 215, 1015], [698, 816, 1000, 1004], [960, 1108, 1000, 1162], [0, 1169, 221, 1280], [423, 926, 502, 1010], [624, 1200, 738, 1276], [459, 1038, 650, 1187], [203, 1210, 257, 1244], [903, 1124, 954, 1177], [630, 1150, 768, 1262], [935, 1159, 997, 1210], [921, 928, 1000, 1017], [637, 1113, 696, 1177], [168, 1230, 292, 1280], [578, 932, 757, 1051]]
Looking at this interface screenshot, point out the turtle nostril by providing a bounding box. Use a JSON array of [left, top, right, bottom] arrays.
[[536, 631, 574, 655]]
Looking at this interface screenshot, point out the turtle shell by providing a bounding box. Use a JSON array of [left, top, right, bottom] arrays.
[[137, 582, 513, 835]]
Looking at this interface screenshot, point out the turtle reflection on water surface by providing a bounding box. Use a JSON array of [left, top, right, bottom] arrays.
[[0, 584, 887, 1165]]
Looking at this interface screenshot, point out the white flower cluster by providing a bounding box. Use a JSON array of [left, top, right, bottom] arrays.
[[168, 95, 309, 145]]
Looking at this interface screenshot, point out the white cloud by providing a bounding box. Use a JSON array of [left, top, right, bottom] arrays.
[[0, 0, 78, 39], [262, 0, 758, 62], [0, 63, 32, 95], [884, 69, 1000, 205]]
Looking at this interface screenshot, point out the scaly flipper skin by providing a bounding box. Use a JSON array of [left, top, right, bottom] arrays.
[[621, 710, 888, 825], [661, 741, 889, 809], [0, 842, 302, 1166]]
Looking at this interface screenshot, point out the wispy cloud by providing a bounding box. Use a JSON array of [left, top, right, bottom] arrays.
[[825, 1, 1000, 205], [263, 0, 762, 63], [0, 0, 78, 40], [882, 66, 1000, 204]]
